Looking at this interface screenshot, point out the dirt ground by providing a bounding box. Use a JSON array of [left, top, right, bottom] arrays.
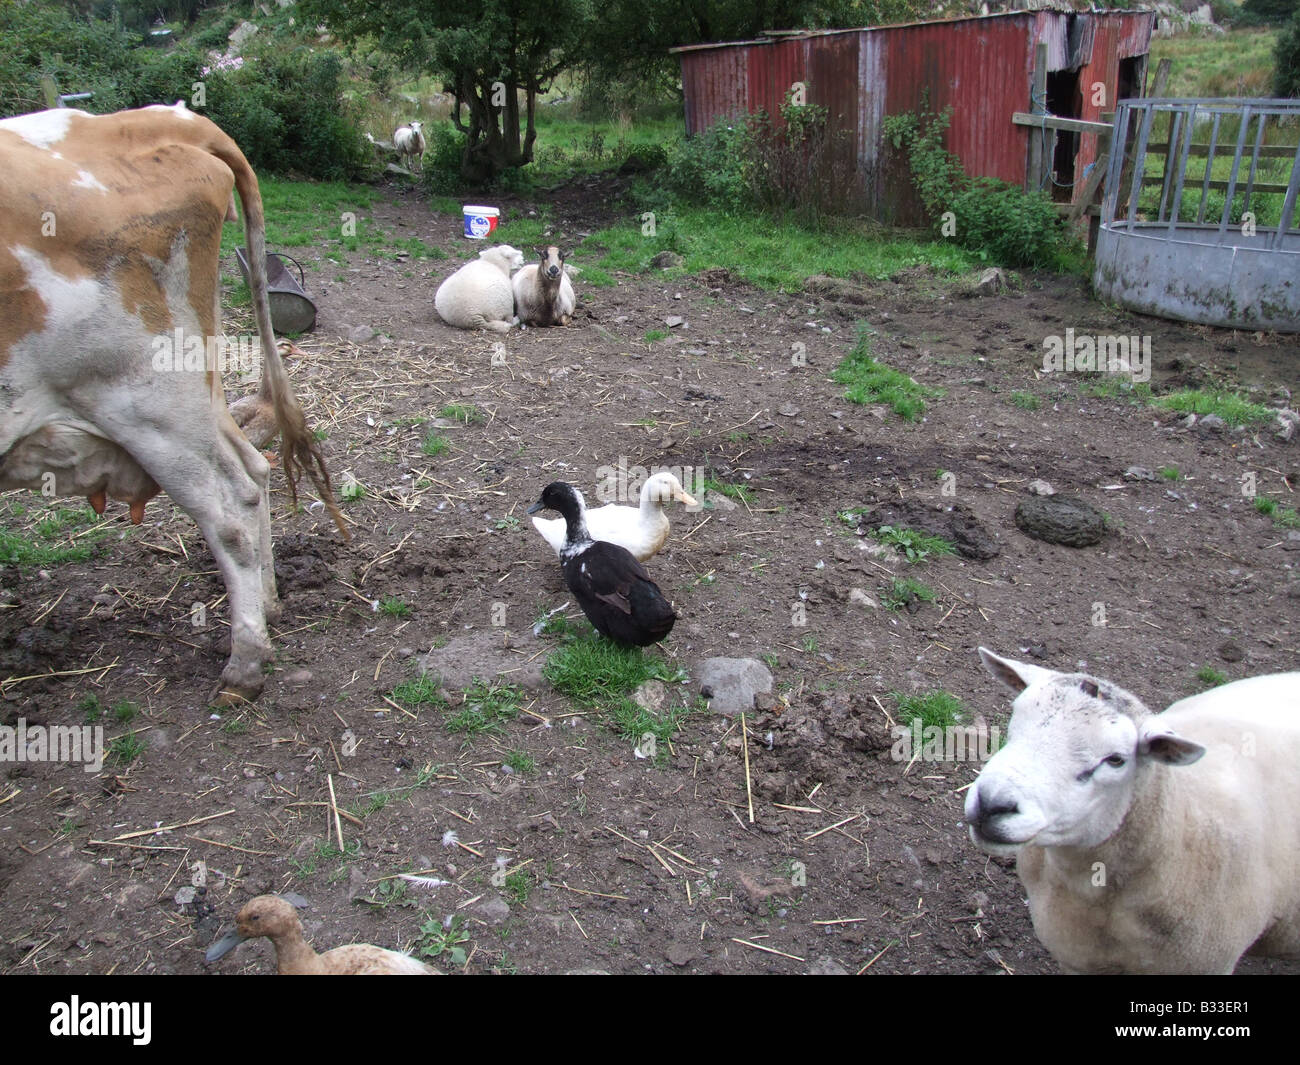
[[2, 181, 1298, 976]]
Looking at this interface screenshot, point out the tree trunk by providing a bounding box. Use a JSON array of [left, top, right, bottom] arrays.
[[450, 71, 536, 183]]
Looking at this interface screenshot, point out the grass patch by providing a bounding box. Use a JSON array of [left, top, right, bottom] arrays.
[[1153, 390, 1273, 428], [420, 431, 451, 457], [389, 672, 448, 710], [1254, 497, 1300, 529], [440, 403, 487, 425], [446, 680, 521, 735], [1010, 391, 1039, 411], [893, 689, 963, 730], [1158, 466, 1182, 481], [871, 525, 956, 565], [1194, 665, 1229, 691], [340, 476, 367, 503], [542, 628, 691, 747], [703, 476, 755, 505], [504, 750, 535, 774], [581, 206, 975, 294], [0, 502, 117, 567], [881, 577, 939, 612], [503, 870, 532, 905], [644, 328, 670, 342], [379, 597, 412, 618], [109, 731, 146, 765], [831, 325, 935, 421]]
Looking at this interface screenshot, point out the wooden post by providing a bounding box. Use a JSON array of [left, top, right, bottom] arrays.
[[39, 74, 62, 109], [1027, 42, 1049, 193], [1146, 57, 1171, 99]]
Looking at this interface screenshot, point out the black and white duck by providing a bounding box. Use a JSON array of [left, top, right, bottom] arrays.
[[530, 471, 697, 562], [527, 481, 676, 646]]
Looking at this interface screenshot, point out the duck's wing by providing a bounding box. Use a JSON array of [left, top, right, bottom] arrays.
[[570, 543, 653, 615]]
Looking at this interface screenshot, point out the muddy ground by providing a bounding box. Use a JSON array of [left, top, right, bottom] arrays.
[[2, 181, 1298, 976]]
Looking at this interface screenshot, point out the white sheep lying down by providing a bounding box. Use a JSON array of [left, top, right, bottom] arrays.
[[434, 245, 525, 333], [966, 648, 1300, 974]]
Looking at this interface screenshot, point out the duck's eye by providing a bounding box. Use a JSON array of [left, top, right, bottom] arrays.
[[1104, 754, 1126, 768]]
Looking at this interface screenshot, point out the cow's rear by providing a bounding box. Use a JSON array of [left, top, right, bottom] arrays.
[[0, 103, 345, 704]]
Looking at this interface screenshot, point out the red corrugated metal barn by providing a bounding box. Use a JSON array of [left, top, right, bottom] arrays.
[[672, 10, 1155, 224]]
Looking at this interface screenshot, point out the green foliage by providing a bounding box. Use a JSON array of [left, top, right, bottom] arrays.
[[893, 689, 963, 730], [389, 672, 449, 709], [882, 577, 938, 612], [884, 106, 1073, 269], [1276, 9, 1300, 97], [831, 324, 934, 420], [870, 526, 956, 564], [1242, 0, 1297, 26], [664, 122, 751, 212], [1153, 390, 1272, 427], [1194, 665, 1229, 690], [379, 597, 412, 618], [415, 914, 469, 965], [446, 680, 521, 735]]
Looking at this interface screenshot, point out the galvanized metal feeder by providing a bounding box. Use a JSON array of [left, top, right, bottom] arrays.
[[234, 248, 318, 335], [1094, 98, 1300, 332]]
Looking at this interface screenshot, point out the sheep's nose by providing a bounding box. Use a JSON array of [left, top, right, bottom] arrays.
[[972, 794, 1018, 829], [547, 266, 560, 278]]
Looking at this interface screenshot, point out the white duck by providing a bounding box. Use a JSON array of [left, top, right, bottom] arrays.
[[530, 471, 697, 562]]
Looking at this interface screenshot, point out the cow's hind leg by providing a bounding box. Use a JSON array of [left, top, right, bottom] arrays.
[[106, 409, 276, 705]]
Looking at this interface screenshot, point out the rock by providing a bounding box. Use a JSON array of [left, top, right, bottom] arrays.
[[1014, 495, 1105, 548], [650, 251, 683, 269], [348, 324, 377, 343], [632, 680, 667, 711], [696, 657, 774, 715], [282, 669, 313, 688], [1198, 413, 1226, 432], [976, 267, 1006, 295], [1218, 640, 1244, 663], [778, 403, 801, 417], [855, 500, 1000, 561], [808, 956, 850, 975], [664, 315, 685, 329], [1026, 479, 1056, 496], [665, 942, 695, 967], [472, 895, 510, 925], [228, 20, 260, 52], [849, 587, 879, 609], [1276, 409, 1299, 443], [565, 966, 613, 975], [803, 275, 869, 305], [1124, 466, 1156, 481], [704, 490, 738, 511]]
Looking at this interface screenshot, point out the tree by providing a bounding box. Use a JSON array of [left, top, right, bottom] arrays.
[[299, 0, 589, 180], [1241, 0, 1299, 26], [1276, 8, 1300, 97]]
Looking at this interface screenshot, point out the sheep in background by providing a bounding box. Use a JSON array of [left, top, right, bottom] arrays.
[[393, 121, 426, 172], [512, 245, 576, 327], [434, 245, 525, 333], [965, 648, 1300, 974]]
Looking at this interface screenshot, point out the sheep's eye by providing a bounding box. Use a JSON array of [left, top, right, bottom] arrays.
[[1104, 754, 1126, 768], [250, 914, 261, 922]]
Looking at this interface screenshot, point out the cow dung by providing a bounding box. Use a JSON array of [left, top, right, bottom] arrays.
[[1014, 495, 1105, 548]]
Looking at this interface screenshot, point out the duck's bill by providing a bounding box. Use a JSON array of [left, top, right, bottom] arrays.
[[526, 501, 546, 515], [678, 491, 699, 506], [205, 931, 245, 963]]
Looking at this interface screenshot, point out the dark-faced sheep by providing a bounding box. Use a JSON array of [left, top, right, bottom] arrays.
[[512, 246, 575, 327]]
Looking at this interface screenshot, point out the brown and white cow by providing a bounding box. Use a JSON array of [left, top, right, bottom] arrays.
[[0, 103, 347, 704]]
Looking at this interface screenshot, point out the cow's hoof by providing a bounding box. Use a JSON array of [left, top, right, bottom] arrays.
[[211, 665, 265, 707]]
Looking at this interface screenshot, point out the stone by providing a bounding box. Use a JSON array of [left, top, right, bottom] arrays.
[[778, 403, 801, 417], [1026, 479, 1056, 496], [1199, 414, 1226, 432], [664, 315, 685, 328], [632, 680, 667, 711], [696, 657, 774, 715], [849, 587, 879, 609], [650, 251, 683, 269], [1218, 640, 1244, 663], [348, 324, 377, 343], [472, 896, 510, 925], [808, 956, 849, 975], [1124, 466, 1156, 481], [1014, 495, 1105, 548], [665, 941, 695, 967], [282, 669, 313, 687]]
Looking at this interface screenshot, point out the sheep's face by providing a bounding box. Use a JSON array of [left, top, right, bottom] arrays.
[[539, 245, 565, 281], [409, 121, 423, 134], [965, 650, 1205, 854]]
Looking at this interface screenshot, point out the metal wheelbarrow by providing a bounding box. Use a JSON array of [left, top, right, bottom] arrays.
[[234, 248, 318, 335]]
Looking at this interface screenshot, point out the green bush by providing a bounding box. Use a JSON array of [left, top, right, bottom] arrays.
[[663, 122, 751, 211], [885, 105, 1073, 269], [1276, 9, 1300, 98]]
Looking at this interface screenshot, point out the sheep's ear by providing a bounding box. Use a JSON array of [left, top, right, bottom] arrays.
[[1138, 725, 1206, 766], [979, 648, 1058, 694]]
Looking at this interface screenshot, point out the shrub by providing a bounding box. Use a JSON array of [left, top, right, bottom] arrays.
[[1276, 9, 1300, 98], [663, 122, 751, 211]]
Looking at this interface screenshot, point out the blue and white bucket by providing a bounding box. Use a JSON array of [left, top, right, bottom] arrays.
[[462, 205, 500, 240]]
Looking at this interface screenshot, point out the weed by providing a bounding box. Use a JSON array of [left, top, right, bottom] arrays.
[[504, 870, 532, 905], [415, 914, 470, 966], [1195, 665, 1229, 690], [832, 324, 935, 421], [1158, 466, 1182, 481], [109, 731, 146, 765], [893, 689, 964, 730], [1154, 390, 1272, 427], [446, 680, 521, 735], [504, 750, 535, 774], [1010, 390, 1040, 411], [644, 329, 670, 342], [440, 403, 486, 425], [389, 672, 448, 710], [420, 432, 450, 457], [882, 577, 939, 612], [871, 525, 957, 564], [379, 596, 412, 618]]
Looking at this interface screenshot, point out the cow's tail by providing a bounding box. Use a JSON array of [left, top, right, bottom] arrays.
[[213, 138, 349, 541]]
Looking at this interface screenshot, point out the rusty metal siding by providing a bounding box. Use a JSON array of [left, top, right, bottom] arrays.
[[674, 12, 1154, 224], [680, 47, 749, 135]]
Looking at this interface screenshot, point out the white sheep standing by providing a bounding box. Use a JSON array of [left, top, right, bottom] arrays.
[[965, 648, 1300, 974], [434, 245, 525, 334], [512, 245, 576, 327], [392, 121, 426, 172]]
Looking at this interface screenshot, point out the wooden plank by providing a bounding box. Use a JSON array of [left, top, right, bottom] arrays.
[[1147, 57, 1172, 98], [1027, 41, 1048, 193], [1130, 175, 1292, 195], [1013, 112, 1113, 136], [1068, 150, 1110, 222], [1142, 142, 1297, 161]]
